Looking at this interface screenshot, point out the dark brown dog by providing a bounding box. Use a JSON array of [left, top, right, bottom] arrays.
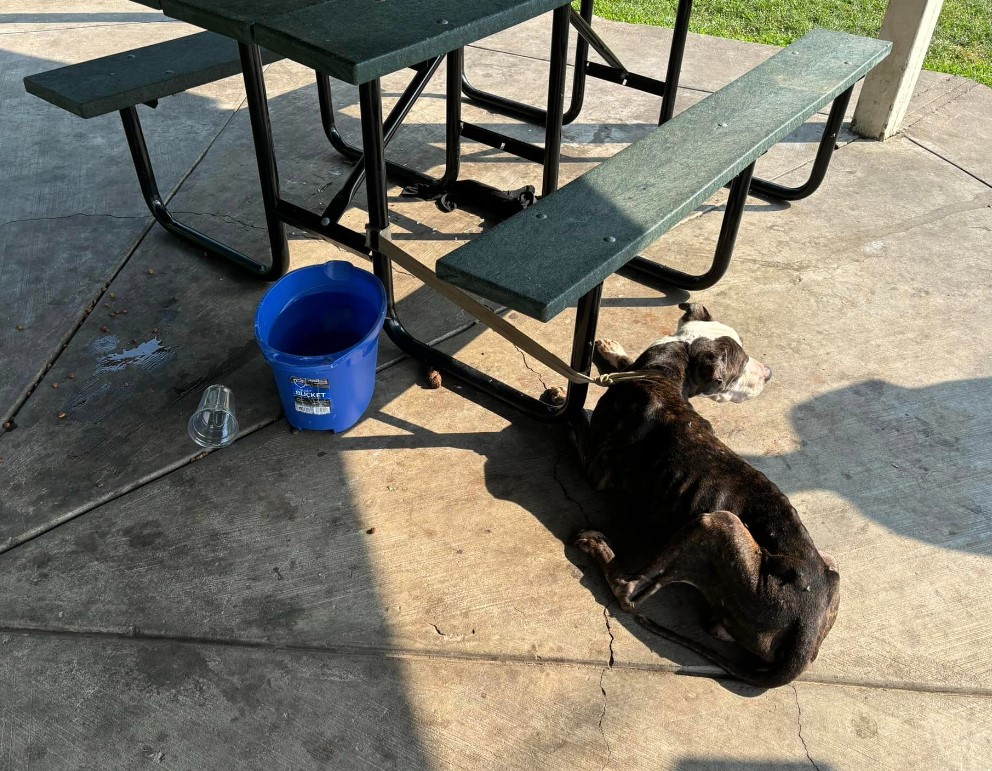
[[575, 303, 839, 688]]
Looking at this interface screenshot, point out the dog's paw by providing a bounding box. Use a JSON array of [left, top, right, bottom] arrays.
[[594, 339, 629, 371], [540, 385, 566, 406], [575, 530, 613, 562], [575, 529, 605, 543]]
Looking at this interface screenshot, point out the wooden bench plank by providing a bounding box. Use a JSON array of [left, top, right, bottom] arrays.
[[250, 0, 567, 85], [437, 29, 891, 321], [23, 32, 282, 119]]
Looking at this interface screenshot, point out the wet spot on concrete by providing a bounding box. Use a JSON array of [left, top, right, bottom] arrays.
[[98, 337, 172, 374]]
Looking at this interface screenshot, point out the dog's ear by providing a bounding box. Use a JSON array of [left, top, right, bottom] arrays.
[[678, 302, 712, 323]]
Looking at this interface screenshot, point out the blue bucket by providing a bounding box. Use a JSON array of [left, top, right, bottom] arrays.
[[255, 261, 387, 432]]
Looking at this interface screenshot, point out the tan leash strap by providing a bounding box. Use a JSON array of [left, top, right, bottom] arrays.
[[377, 239, 661, 388]]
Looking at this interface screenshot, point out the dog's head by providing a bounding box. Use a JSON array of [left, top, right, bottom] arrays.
[[664, 303, 772, 403]]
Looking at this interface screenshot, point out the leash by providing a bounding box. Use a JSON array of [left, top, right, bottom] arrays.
[[377, 238, 663, 388]]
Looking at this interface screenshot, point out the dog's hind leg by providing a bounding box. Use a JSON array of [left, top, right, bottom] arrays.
[[615, 512, 828, 686], [577, 512, 763, 615], [576, 530, 666, 612]]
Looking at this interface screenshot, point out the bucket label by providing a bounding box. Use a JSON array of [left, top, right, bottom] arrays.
[[294, 395, 331, 415], [290, 376, 332, 415]]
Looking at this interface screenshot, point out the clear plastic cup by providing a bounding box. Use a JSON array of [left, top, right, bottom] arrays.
[[188, 384, 239, 448]]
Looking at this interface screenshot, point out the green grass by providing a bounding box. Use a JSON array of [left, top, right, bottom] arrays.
[[590, 0, 992, 87]]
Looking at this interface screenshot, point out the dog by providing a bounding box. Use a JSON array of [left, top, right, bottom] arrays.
[[574, 302, 839, 688]]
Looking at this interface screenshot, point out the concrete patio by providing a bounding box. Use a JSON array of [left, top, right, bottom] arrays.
[[2, 2, 991, 768]]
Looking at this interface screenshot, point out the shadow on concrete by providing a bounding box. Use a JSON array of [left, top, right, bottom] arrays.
[[743, 377, 992, 556], [0, 14, 175, 24]]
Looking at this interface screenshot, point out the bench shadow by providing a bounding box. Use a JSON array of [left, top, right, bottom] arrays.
[[741, 377, 992, 556]]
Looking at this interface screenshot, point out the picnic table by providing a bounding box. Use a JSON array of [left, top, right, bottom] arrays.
[[24, 2, 890, 423]]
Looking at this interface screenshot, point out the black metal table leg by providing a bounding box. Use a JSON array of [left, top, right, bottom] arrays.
[[748, 86, 854, 201], [461, 0, 593, 127], [319, 56, 444, 223], [119, 105, 288, 279], [316, 48, 463, 198], [461, 0, 690, 129], [368, 10, 601, 424], [358, 77, 562, 419], [659, 0, 692, 124], [543, 4, 571, 195], [237, 43, 290, 278], [118, 42, 292, 280], [619, 161, 756, 291]]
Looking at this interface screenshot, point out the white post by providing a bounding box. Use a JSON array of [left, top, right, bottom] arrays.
[[852, 0, 945, 140]]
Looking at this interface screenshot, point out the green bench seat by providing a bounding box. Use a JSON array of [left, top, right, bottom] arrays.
[[23, 31, 282, 119], [437, 29, 891, 322], [23, 31, 292, 280]]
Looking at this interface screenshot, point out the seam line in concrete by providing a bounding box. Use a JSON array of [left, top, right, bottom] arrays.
[[0, 272, 501, 555], [901, 80, 981, 132], [0, 20, 179, 37], [1, 623, 990, 699], [0, 302, 485, 556], [902, 135, 992, 191], [0, 352, 414, 557]]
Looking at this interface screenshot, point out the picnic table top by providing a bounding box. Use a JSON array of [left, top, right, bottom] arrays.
[[158, 0, 569, 84]]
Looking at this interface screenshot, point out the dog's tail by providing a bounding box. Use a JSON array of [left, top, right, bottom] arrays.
[[635, 615, 816, 688]]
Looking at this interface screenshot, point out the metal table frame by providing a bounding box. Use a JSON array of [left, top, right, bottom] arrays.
[[228, 5, 594, 423], [458, 0, 850, 210], [117, 0, 849, 423]]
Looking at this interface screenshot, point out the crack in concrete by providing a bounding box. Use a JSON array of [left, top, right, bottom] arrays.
[[514, 345, 550, 392], [0, 352, 408, 554], [171, 210, 266, 231], [0, 212, 148, 230], [169, 209, 325, 244], [2, 81, 257, 431], [430, 623, 465, 642], [552, 450, 593, 528], [902, 80, 982, 133], [597, 606, 615, 770], [603, 606, 615, 668], [792, 685, 822, 771]]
